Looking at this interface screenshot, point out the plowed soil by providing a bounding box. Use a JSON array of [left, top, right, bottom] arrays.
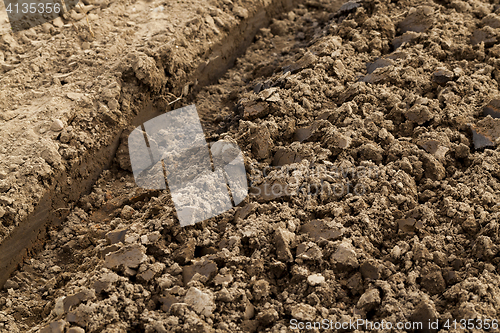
[[2, 0, 500, 332]]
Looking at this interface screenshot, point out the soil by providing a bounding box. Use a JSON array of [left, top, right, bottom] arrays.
[[2, 0, 500, 332]]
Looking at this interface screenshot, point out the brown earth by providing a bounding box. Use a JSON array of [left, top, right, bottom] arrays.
[[0, 0, 302, 289], [2, 0, 500, 332]]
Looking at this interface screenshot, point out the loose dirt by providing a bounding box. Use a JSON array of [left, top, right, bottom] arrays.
[[2, 0, 500, 332]]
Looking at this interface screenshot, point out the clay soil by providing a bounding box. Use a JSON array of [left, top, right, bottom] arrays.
[[3, 0, 500, 332]]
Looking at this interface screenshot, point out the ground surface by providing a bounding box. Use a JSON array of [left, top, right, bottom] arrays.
[[2, 0, 500, 332]]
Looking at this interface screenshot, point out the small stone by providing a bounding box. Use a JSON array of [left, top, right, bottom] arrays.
[[173, 238, 196, 265], [80, 4, 94, 13], [360, 260, 380, 280], [296, 242, 323, 261], [232, 5, 248, 19], [120, 205, 135, 219], [290, 265, 309, 284], [307, 274, 325, 286], [258, 87, 278, 101], [272, 148, 303, 166], [4, 279, 18, 289], [366, 58, 393, 74], [432, 251, 448, 267], [63, 289, 93, 312], [472, 235, 497, 260], [205, 15, 219, 34], [41, 22, 52, 33], [67, 327, 86, 333], [50, 119, 64, 132], [294, 125, 315, 142], [52, 17, 64, 28], [49, 320, 66, 333], [253, 279, 270, 300], [213, 274, 233, 287], [483, 99, 500, 119], [282, 52, 317, 74], [266, 93, 281, 103], [293, 120, 328, 143], [242, 101, 269, 120], [470, 29, 497, 47], [324, 131, 351, 155], [253, 82, 263, 94], [361, 72, 389, 84], [234, 203, 254, 221], [392, 31, 419, 49], [398, 218, 423, 233], [422, 154, 446, 181], [214, 288, 232, 303], [455, 143, 470, 158], [250, 126, 273, 160], [101, 110, 119, 125], [398, 6, 434, 33], [137, 262, 164, 282], [256, 308, 277, 326], [432, 69, 454, 85], [359, 143, 384, 163], [346, 272, 363, 295], [92, 272, 119, 293], [243, 299, 255, 320], [471, 127, 494, 150], [338, 1, 362, 15], [159, 294, 179, 312], [105, 228, 127, 245], [414, 242, 432, 262], [404, 104, 433, 125], [99, 244, 120, 258], [290, 303, 317, 321], [331, 242, 359, 270], [482, 14, 500, 29], [148, 232, 160, 243], [182, 259, 218, 285], [52, 297, 65, 316], [356, 289, 381, 312], [419, 139, 449, 161], [184, 287, 215, 317], [470, 118, 500, 150], [41, 144, 63, 167], [104, 244, 147, 271], [274, 227, 295, 262]]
